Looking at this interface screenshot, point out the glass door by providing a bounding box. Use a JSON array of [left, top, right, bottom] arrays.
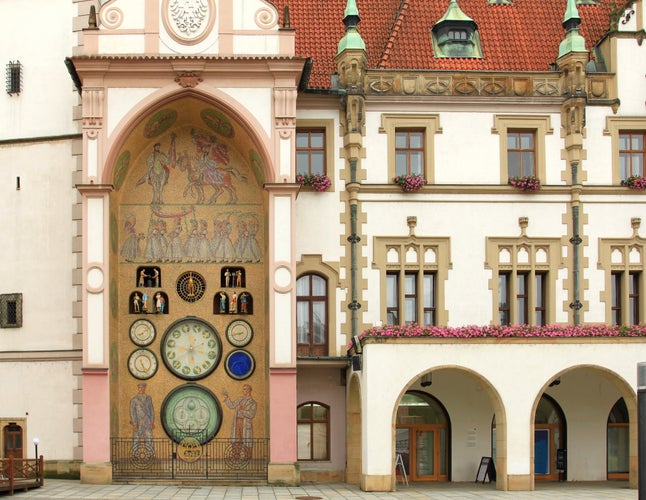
[[3, 423, 23, 459]]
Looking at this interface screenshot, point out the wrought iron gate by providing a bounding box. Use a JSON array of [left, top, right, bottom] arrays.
[[111, 437, 269, 480]]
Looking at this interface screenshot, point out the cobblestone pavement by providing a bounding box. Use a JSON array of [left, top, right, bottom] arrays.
[[7, 479, 637, 500]]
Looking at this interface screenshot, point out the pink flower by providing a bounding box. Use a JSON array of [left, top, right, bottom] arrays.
[[509, 176, 541, 192], [394, 174, 426, 192], [622, 175, 646, 190], [297, 173, 331, 191]]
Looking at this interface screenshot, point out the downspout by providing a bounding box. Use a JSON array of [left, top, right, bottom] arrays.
[[569, 161, 583, 324], [347, 159, 361, 338]]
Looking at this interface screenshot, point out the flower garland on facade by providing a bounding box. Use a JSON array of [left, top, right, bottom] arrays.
[[297, 173, 331, 191], [509, 175, 541, 192], [354, 323, 646, 343], [394, 173, 426, 192], [621, 175, 646, 190]]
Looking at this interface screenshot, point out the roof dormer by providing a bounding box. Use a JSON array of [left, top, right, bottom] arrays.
[[432, 0, 483, 58]]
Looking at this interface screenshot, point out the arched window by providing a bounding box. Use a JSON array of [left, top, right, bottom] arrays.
[[607, 398, 629, 479], [297, 402, 330, 461], [296, 273, 328, 356], [534, 395, 566, 480]]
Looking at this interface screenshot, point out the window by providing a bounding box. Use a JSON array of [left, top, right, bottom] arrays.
[[507, 130, 536, 178], [395, 130, 425, 177], [0, 293, 22, 328], [296, 273, 328, 356], [376, 234, 449, 326], [296, 129, 325, 176], [619, 132, 644, 180], [607, 398, 629, 479], [297, 402, 330, 461], [600, 237, 644, 325], [5, 61, 22, 95], [492, 115, 552, 184], [604, 117, 646, 184], [380, 114, 442, 183], [487, 236, 561, 325], [448, 29, 468, 40]]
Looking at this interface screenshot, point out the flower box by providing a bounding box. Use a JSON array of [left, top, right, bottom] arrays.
[[297, 173, 331, 192], [509, 175, 541, 192], [621, 175, 646, 190], [394, 173, 426, 192]]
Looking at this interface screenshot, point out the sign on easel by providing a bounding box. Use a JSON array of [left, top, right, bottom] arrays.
[[475, 456, 496, 483], [395, 453, 408, 486]]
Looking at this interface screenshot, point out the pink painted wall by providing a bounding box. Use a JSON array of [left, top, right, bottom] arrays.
[[269, 369, 297, 462], [81, 371, 110, 462]]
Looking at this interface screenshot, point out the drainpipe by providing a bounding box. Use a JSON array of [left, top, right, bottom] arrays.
[[569, 161, 582, 325], [347, 159, 361, 338]]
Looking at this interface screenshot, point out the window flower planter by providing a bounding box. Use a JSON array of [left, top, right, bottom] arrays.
[[394, 173, 426, 192], [509, 175, 541, 192], [297, 173, 331, 192], [621, 175, 646, 190]]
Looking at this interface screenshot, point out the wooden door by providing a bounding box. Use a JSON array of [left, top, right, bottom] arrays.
[[3, 423, 23, 459]]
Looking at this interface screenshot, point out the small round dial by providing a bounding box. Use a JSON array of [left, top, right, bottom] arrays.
[[225, 319, 253, 347], [128, 349, 158, 380], [129, 319, 156, 346], [162, 317, 221, 380]]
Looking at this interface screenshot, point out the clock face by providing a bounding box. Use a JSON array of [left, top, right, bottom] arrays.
[[224, 349, 255, 380], [161, 384, 222, 444], [161, 318, 222, 380], [225, 319, 253, 347], [129, 319, 156, 347], [128, 348, 158, 380]]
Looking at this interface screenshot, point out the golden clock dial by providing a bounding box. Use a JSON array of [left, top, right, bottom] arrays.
[[128, 348, 158, 380], [225, 319, 253, 347], [161, 317, 221, 380], [129, 319, 156, 346]]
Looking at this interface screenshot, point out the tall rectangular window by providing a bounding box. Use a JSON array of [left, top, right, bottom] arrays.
[[395, 130, 424, 177], [0, 293, 22, 328], [386, 272, 399, 325], [296, 274, 328, 356], [619, 132, 644, 180], [296, 129, 326, 176], [535, 272, 547, 326], [629, 272, 640, 326], [516, 273, 528, 325], [498, 273, 510, 325], [404, 273, 417, 324], [423, 272, 436, 326], [611, 272, 622, 326], [507, 130, 535, 178]]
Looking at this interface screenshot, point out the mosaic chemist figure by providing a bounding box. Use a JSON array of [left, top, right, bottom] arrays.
[[222, 384, 257, 459], [136, 136, 176, 205], [130, 383, 155, 458]]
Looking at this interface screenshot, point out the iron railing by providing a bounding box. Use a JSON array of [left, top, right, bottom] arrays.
[[111, 437, 269, 481]]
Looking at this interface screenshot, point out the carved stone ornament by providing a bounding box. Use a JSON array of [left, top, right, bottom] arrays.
[[162, 0, 216, 45], [175, 72, 203, 88]]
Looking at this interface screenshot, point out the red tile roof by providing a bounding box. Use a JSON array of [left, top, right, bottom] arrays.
[[272, 0, 612, 89]]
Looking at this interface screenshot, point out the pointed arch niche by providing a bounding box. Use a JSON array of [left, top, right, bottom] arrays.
[[107, 92, 272, 453]]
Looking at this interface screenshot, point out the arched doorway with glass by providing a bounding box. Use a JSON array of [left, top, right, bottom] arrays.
[[3, 422, 23, 459], [534, 394, 566, 481], [607, 398, 629, 480], [395, 391, 449, 482]]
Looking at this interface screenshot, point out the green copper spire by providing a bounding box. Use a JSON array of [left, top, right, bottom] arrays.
[[558, 0, 587, 58], [337, 0, 366, 54], [435, 0, 476, 26]]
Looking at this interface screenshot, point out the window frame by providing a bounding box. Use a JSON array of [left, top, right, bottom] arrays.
[[375, 236, 450, 326], [295, 119, 334, 188], [618, 131, 645, 180], [492, 115, 552, 184], [507, 129, 536, 178], [486, 238, 562, 326], [296, 273, 329, 356], [599, 238, 645, 326], [605, 118, 646, 185], [395, 129, 425, 177], [380, 114, 442, 184], [297, 401, 330, 462], [296, 128, 326, 176], [0, 293, 22, 328]]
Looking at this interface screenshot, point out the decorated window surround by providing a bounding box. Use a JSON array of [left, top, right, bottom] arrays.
[[296, 119, 335, 190], [374, 235, 451, 326], [485, 236, 563, 326], [379, 114, 442, 185], [604, 117, 646, 185], [599, 234, 645, 325], [296, 255, 340, 356], [492, 115, 552, 185]]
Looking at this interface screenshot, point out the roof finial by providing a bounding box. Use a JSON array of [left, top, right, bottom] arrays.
[[337, 0, 366, 54], [558, 0, 587, 58]]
